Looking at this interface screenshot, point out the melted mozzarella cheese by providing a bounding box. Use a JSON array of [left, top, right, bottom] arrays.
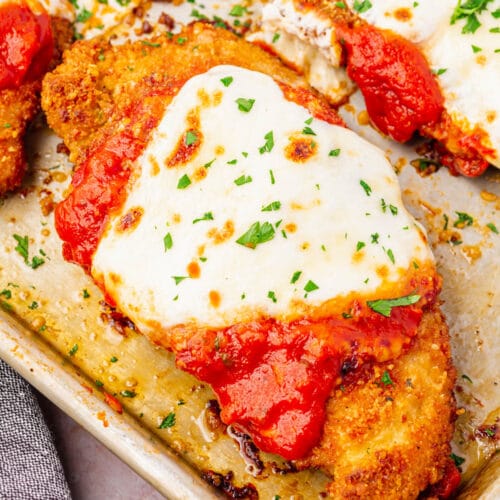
[[345, 0, 500, 167], [247, 0, 355, 104], [92, 65, 432, 332]]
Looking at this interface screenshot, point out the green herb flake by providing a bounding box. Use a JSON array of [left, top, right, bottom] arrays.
[[0, 289, 11, 299], [82, 289, 90, 299], [490, 27, 500, 32], [291, 271, 302, 284], [302, 126, 316, 136], [190, 8, 208, 19], [262, 201, 281, 212], [443, 214, 449, 230], [493, 8, 500, 18], [360, 180, 372, 196], [158, 412, 176, 428], [177, 174, 192, 189], [335, 1, 346, 7], [234, 175, 252, 186], [472, 44, 483, 52], [367, 294, 420, 317], [371, 233, 379, 244], [227, 159, 237, 165], [236, 98, 255, 112], [329, 148, 341, 157], [30, 256, 45, 269], [163, 232, 173, 251], [13, 234, 29, 262], [192, 212, 214, 224], [267, 290, 277, 303], [304, 280, 319, 292], [176, 37, 187, 45], [95, 380, 104, 388], [453, 211, 474, 227], [259, 131, 275, 154], [172, 276, 188, 285], [141, 40, 161, 48], [433, 68, 447, 75], [76, 7, 92, 22], [69, 344, 78, 356], [185, 130, 198, 146], [272, 33, 281, 43], [484, 428, 495, 437], [451, 453, 466, 467], [389, 204, 398, 216], [220, 76, 233, 87], [28, 301, 38, 310], [381, 370, 394, 386], [3, 123, 12, 128], [204, 159, 216, 169], [461, 374, 473, 384], [120, 390, 136, 398], [236, 221, 275, 249], [110, 356, 118, 363], [177, 399, 186, 405], [229, 4, 246, 16], [386, 248, 395, 264], [450, 1, 492, 34], [342, 312, 352, 319], [353, 0, 372, 13], [356, 241, 366, 252], [269, 169, 276, 184], [486, 222, 499, 233]]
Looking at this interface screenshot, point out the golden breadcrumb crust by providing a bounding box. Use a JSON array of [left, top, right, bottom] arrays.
[[41, 22, 456, 498], [0, 16, 73, 196]]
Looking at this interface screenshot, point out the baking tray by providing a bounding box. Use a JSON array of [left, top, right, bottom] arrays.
[[1, 1, 499, 497]]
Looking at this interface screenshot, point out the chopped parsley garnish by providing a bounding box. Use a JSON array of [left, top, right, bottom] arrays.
[[486, 222, 498, 233], [493, 8, 500, 17], [304, 280, 319, 292], [163, 232, 173, 251], [269, 169, 276, 184], [433, 68, 448, 75], [335, 1, 346, 7], [69, 344, 78, 356], [190, 8, 208, 19], [367, 294, 420, 317], [116, 0, 130, 5], [451, 0, 493, 34], [451, 453, 466, 467], [353, 0, 372, 13], [95, 380, 104, 388], [302, 126, 316, 136], [177, 174, 192, 189], [461, 374, 473, 383], [234, 175, 252, 186], [371, 233, 379, 244], [267, 291, 277, 303], [172, 276, 188, 285], [235, 98, 255, 112], [158, 412, 176, 428], [120, 390, 136, 398], [220, 76, 233, 87], [490, 26, 500, 32], [76, 8, 92, 22], [386, 248, 395, 264], [259, 131, 274, 154], [389, 204, 398, 216], [82, 289, 90, 298], [262, 201, 281, 212], [3, 123, 12, 128], [236, 221, 275, 249], [110, 356, 118, 363], [359, 180, 372, 196], [13, 234, 45, 269], [193, 212, 214, 223], [28, 301, 38, 310], [291, 271, 302, 284], [342, 312, 352, 319], [176, 37, 187, 45], [0, 289, 11, 299], [227, 159, 237, 165], [141, 40, 161, 48], [204, 159, 215, 168], [356, 241, 366, 252], [472, 44, 483, 52], [443, 214, 450, 230], [329, 148, 341, 157], [272, 33, 281, 43], [453, 211, 474, 227], [381, 370, 395, 386], [185, 130, 198, 146], [229, 4, 246, 16]]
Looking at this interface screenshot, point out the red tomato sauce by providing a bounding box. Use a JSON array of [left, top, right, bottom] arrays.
[[336, 23, 443, 143], [175, 304, 425, 459], [0, 1, 54, 90]]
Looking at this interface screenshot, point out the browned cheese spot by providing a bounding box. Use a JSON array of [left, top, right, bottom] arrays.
[[165, 108, 202, 167], [187, 261, 201, 278], [393, 7, 413, 21], [285, 222, 297, 233], [285, 135, 317, 163], [207, 220, 235, 244], [116, 206, 144, 233], [149, 154, 160, 176], [209, 290, 221, 308]]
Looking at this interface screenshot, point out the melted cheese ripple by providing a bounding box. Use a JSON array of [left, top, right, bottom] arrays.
[[92, 65, 432, 331]]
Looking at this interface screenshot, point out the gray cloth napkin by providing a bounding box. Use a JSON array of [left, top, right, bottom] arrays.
[[0, 359, 71, 500]]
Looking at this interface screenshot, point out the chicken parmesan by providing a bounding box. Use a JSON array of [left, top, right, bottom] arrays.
[[0, 0, 72, 196], [249, 0, 500, 177], [42, 23, 457, 498]]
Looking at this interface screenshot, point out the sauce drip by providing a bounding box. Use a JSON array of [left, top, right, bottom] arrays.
[[0, 1, 54, 90], [174, 303, 427, 459], [336, 23, 443, 143]]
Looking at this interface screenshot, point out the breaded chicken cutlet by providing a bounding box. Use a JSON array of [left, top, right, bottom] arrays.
[[42, 22, 458, 499], [0, 5, 73, 196]]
